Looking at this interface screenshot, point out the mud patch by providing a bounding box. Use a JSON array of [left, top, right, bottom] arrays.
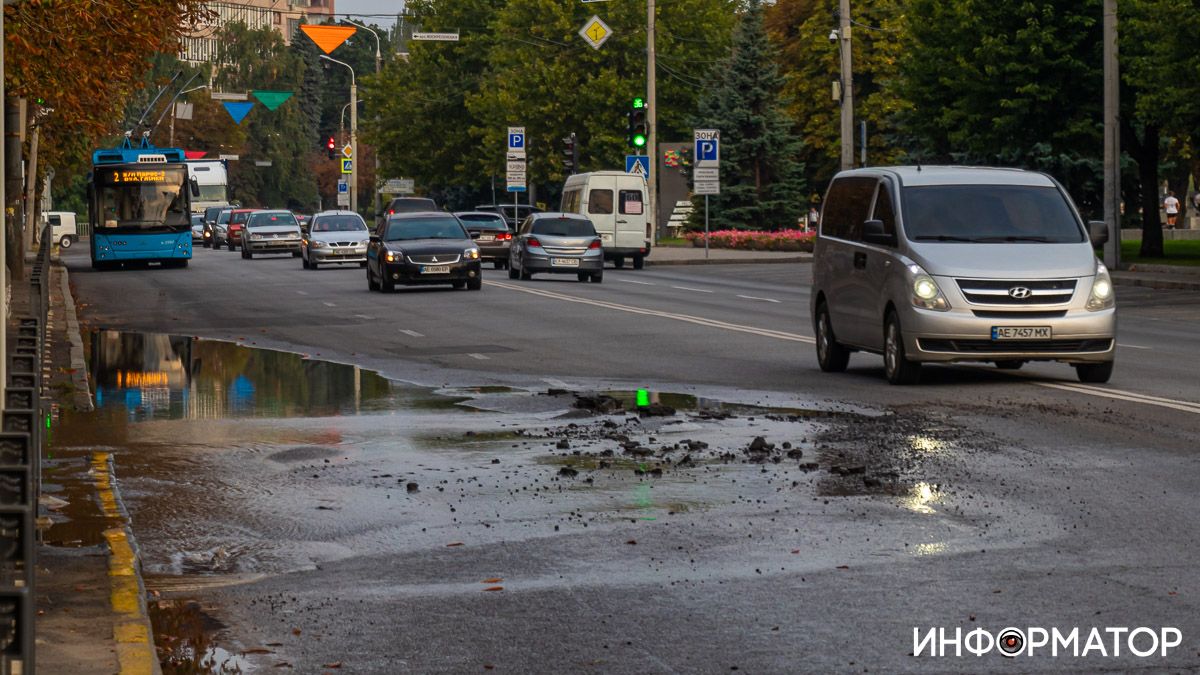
[[266, 445, 341, 463]]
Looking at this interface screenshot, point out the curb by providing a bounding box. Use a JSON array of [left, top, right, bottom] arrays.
[[56, 263, 94, 412], [1112, 274, 1200, 291], [1122, 262, 1200, 276], [92, 452, 161, 675], [647, 255, 810, 266]]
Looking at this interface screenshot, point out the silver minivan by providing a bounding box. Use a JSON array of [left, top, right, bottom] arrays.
[[811, 166, 1115, 385]]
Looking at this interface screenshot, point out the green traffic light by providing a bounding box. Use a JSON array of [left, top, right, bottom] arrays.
[[633, 134, 647, 147]]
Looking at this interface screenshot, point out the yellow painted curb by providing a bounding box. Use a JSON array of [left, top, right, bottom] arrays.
[[92, 452, 162, 675]]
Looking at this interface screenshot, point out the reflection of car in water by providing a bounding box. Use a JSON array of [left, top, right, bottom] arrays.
[[92, 330, 191, 419]]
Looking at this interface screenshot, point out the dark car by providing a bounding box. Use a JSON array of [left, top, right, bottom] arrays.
[[202, 204, 232, 248], [366, 212, 482, 293], [455, 211, 512, 269], [380, 197, 438, 227], [508, 213, 603, 283], [476, 203, 542, 230]]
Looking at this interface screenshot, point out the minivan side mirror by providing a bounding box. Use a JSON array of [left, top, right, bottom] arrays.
[[1088, 220, 1109, 247], [861, 219, 895, 246]]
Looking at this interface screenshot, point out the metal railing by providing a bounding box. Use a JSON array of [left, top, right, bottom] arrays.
[[0, 224, 53, 673]]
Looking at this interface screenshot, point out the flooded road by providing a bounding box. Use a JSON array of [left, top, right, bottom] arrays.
[[44, 329, 1049, 672]]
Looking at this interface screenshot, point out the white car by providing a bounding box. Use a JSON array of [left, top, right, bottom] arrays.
[[241, 210, 302, 259], [302, 211, 370, 270]]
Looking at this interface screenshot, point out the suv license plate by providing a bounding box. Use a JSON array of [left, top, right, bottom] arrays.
[[991, 326, 1051, 340], [552, 258, 580, 267], [421, 265, 451, 274]]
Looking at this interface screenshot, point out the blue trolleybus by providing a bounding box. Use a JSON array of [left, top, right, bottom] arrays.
[[89, 136, 196, 269]]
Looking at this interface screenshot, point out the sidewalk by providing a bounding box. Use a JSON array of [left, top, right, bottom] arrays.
[[1112, 263, 1200, 291], [647, 244, 810, 266]]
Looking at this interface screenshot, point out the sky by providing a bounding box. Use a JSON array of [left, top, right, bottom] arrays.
[[335, 0, 405, 27]]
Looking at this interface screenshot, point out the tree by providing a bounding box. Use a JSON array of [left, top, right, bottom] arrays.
[[765, 0, 906, 198], [692, 0, 806, 230], [897, 1, 1105, 214]]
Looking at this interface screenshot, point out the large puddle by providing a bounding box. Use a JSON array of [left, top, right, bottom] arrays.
[[46, 330, 975, 672]]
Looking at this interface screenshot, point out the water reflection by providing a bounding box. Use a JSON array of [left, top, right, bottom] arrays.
[[89, 330, 393, 421], [899, 482, 943, 515]]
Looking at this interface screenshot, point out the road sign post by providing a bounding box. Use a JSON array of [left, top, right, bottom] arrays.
[[625, 155, 650, 179], [506, 126, 527, 194], [694, 129, 720, 260]]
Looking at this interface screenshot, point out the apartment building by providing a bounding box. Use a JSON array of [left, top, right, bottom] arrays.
[[183, 0, 337, 63]]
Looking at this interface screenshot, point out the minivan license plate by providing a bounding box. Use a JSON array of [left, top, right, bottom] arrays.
[[421, 265, 450, 274], [991, 326, 1051, 340], [551, 258, 580, 267]]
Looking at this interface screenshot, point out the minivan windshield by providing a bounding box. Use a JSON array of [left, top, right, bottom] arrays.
[[902, 185, 1084, 243]]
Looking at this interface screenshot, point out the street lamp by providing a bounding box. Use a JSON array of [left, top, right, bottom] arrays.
[[320, 54, 357, 214], [344, 18, 384, 217], [170, 84, 208, 147]]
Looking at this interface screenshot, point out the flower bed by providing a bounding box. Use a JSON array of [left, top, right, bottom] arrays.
[[684, 229, 816, 252]]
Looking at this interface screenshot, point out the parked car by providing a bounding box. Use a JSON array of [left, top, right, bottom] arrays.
[[302, 211, 370, 269], [508, 213, 603, 283], [241, 210, 302, 259], [223, 208, 257, 251], [811, 166, 1115, 385], [42, 211, 78, 248], [202, 204, 232, 248], [191, 214, 205, 243], [475, 203, 542, 231], [560, 171, 651, 269], [209, 208, 232, 248], [366, 212, 482, 292], [455, 211, 512, 269]]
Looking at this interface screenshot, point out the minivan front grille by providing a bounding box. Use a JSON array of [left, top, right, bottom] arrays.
[[971, 310, 1068, 319], [918, 338, 1112, 354], [956, 278, 1076, 305]]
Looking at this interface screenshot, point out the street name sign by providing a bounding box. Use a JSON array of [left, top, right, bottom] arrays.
[[380, 179, 415, 194], [578, 16, 612, 50], [412, 32, 460, 41]]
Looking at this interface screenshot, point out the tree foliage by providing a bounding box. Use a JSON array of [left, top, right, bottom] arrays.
[[691, 0, 806, 230]]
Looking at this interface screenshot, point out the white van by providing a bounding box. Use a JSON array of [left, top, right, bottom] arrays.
[[43, 211, 78, 248], [561, 171, 652, 268]]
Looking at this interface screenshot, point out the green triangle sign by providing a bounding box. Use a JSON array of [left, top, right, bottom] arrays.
[[252, 90, 293, 111]]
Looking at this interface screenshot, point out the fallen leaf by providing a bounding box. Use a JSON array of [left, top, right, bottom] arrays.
[[242, 648, 275, 655], [446, 542, 464, 547], [836, 565, 849, 570], [626, 540, 637, 545], [482, 578, 503, 584], [266, 642, 284, 647], [790, 550, 800, 554], [323, 662, 342, 669], [483, 586, 504, 592], [484, 665, 495, 670], [291, 628, 302, 636], [273, 663, 293, 669]]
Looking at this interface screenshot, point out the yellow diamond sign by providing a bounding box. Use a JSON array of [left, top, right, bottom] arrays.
[[579, 15, 612, 50]]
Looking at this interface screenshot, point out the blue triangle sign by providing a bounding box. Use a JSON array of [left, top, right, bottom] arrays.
[[222, 101, 255, 125]]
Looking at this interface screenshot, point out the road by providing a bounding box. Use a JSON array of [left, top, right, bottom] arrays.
[[59, 246, 1200, 672]]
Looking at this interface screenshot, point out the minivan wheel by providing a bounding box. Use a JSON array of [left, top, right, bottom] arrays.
[[994, 360, 1024, 370], [1075, 361, 1114, 384], [884, 311, 921, 385], [613, 256, 625, 269], [814, 303, 850, 373], [59, 236, 72, 249], [632, 255, 644, 270], [508, 264, 519, 280]]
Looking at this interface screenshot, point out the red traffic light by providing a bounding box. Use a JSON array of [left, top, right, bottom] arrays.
[[326, 137, 336, 150]]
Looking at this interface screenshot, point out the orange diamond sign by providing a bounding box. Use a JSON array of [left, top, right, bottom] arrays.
[[299, 24, 356, 54]]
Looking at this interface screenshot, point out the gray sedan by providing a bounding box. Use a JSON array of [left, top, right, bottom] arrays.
[[302, 211, 370, 270], [508, 213, 603, 283]]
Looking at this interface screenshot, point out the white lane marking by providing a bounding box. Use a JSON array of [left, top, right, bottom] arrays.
[[354, 314, 374, 320], [400, 329, 424, 338], [672, 286, 714, 294], [486, 280, 814, 344], [322, 302, 336, 307], [737, 295, 781, 304], [1036, 382, 1200, 415], [543, 378, 574, 389], [1117, 343, 1151, 350], [468, 353, 491, 360], [296, 290, 308, 295], [619, 279, 655, 286]]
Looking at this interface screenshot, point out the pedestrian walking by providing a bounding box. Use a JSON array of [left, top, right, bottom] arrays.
[[1164, 190, 1180, 229]]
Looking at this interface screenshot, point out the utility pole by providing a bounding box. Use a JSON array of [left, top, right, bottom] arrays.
[[1102, 0, 1120, 269], [1, 7, 7, 405], [647, 0, 658, 241], [838, 0, 854, 171], [346, 19, 382, 217]]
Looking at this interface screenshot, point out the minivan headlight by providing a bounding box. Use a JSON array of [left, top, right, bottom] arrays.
[[908, 264, 950, 311], [1086, 260, 1115, 311]]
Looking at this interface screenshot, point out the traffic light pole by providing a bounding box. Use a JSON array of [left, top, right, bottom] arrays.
[[646, 0, 658, 243]]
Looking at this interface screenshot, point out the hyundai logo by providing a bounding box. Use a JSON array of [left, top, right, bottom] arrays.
[[1009, 286, 1032, 299]]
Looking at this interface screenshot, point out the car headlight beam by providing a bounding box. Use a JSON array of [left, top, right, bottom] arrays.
[[908, 264, 950, 311], [465, 248, 480, 260], [1086, 260, 1116, 311]]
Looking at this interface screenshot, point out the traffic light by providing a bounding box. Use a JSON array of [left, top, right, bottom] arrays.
[[628, 97, 647, 149], [562, 132, 579, 175], [326, 136, 336, 159]]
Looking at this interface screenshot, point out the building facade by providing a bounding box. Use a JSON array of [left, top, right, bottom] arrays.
[[183, 0, 337, 63]]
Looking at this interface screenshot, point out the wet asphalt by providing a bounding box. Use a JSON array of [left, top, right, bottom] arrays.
[[53, 246, 1200, 673]]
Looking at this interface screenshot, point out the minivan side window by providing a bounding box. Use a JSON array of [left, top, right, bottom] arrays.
[[619, 190, 644, 215], [588, 189, 614, 215], [822, 177, 876, 241], [49, 215, 61, 226], [561, 189, 581, 213], [871, 182, 897, 240]]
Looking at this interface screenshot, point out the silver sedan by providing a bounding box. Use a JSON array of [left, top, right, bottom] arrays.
[[302, 210, 371, 270]]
